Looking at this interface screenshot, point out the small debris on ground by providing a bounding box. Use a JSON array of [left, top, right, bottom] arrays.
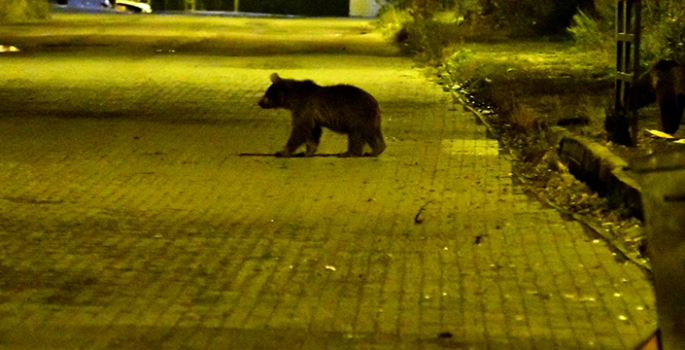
[[0, 45, 20, 53]]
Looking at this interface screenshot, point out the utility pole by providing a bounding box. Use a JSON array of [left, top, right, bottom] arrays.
[[614, 0, 642, 145], [234, 0, 238, 12]]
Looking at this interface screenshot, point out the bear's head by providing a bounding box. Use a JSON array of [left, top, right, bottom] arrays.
[[258, 73, 319, 110]]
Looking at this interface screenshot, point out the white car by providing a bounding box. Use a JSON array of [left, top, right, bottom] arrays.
[[106, 0, 152, 13]]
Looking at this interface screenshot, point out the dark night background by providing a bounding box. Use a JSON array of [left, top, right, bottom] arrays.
[[155, 0, 349, 16]]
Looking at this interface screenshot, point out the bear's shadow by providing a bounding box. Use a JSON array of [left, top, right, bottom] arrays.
[[239, 152, 341, 158]]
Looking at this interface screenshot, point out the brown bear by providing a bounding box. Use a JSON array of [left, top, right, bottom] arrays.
[[652, 60, 685, 134], [258, 73, 386, 158], [638, 60, 685, 135]]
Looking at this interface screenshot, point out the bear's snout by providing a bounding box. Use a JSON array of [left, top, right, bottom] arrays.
[[258, 96, 272, 109]]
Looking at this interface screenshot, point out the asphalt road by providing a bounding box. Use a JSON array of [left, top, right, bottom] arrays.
[[0, 13, 656, 349]]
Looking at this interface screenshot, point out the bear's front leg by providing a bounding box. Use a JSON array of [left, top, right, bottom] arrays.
[[304, 126, 322, 157], [340, 132, 364, 157], [276, 125, 309, 157]]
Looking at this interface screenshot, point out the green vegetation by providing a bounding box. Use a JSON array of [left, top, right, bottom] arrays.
[[0, 0, 50, 23], [378, 0, 685, 150]]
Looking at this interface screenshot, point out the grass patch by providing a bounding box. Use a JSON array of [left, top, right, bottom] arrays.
[[440, 42, 613, 135]]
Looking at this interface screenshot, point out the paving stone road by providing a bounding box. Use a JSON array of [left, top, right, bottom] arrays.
[[0, 14, 656, 349]]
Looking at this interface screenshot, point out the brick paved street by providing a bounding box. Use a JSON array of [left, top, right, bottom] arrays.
[[0, 14, 656, 349]]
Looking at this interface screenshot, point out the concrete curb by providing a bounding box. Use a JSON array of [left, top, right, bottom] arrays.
[[444, 75, 645, 220], [448, 83, 651, 272], [553, 127, 644, 220]]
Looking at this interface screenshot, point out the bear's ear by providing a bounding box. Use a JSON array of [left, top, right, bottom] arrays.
[[270, 73, 281, 83]]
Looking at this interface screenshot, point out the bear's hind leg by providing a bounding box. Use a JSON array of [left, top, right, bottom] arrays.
[[675, 94, 685, 133], [305, 126, 322, 157], [659, 92, 683, 135]]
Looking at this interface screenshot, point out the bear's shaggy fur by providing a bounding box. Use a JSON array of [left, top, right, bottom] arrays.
[[258, 73, 386, 157], [652, 60, 685, 134], [638, 60, 685, 135]]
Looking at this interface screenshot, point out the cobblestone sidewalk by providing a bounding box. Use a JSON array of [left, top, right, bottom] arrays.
[[0, 14, 656, 349]]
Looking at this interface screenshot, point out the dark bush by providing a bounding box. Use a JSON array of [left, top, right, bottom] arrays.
[[0, 0, 50, 23], [487, 0, 598, 37]]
